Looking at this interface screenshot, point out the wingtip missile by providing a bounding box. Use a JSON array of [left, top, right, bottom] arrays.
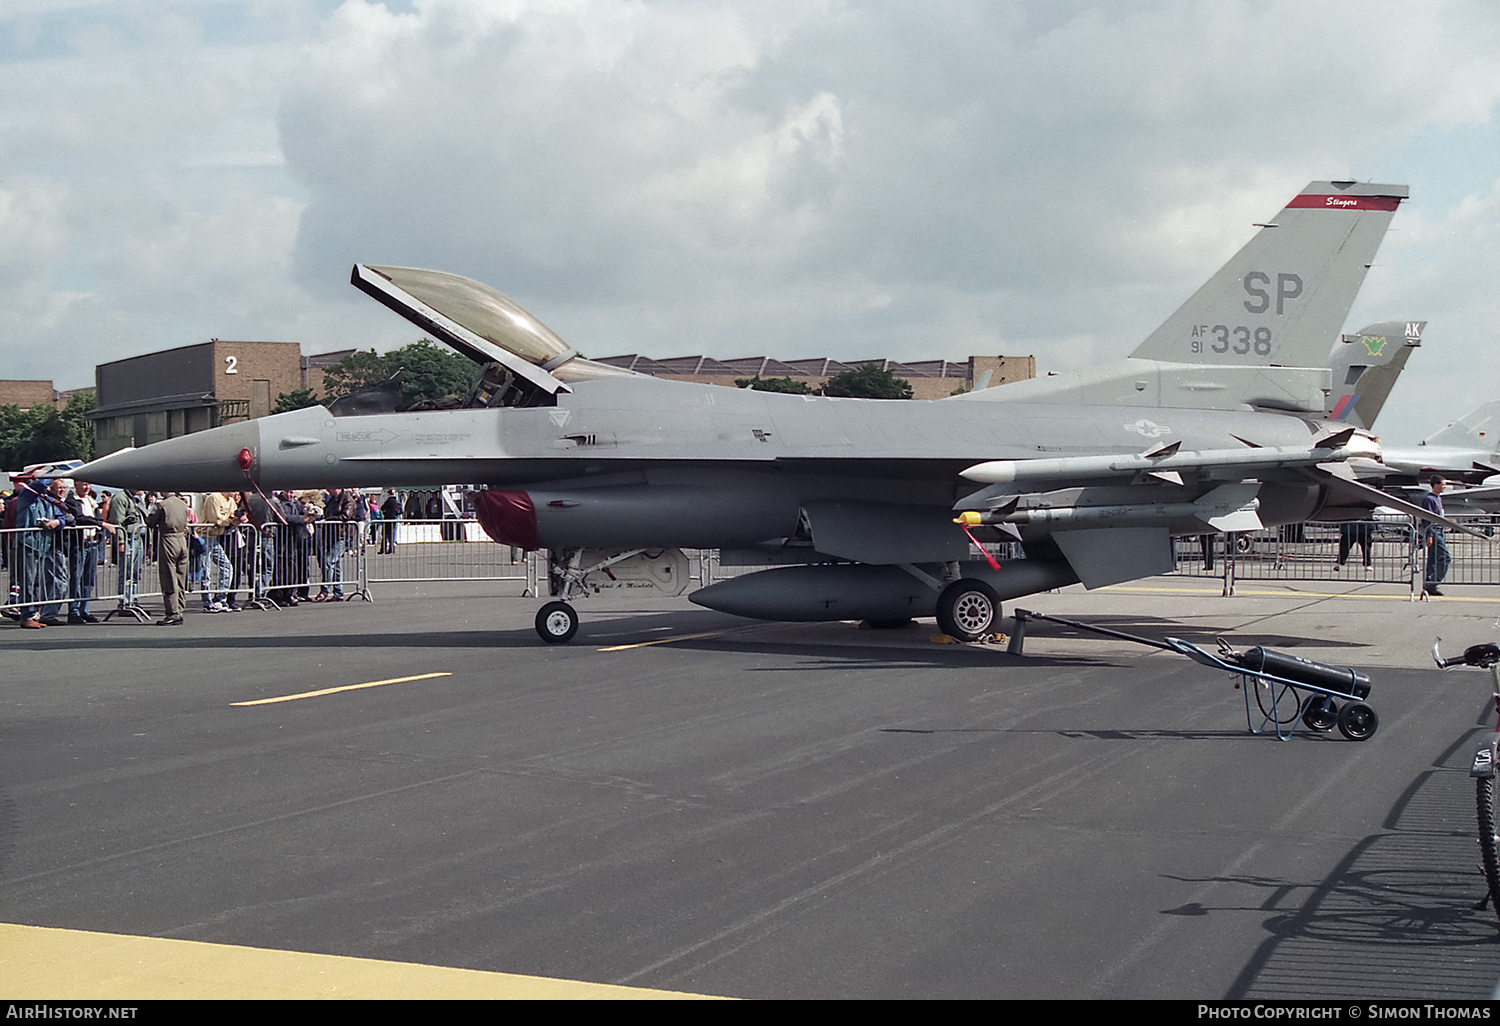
[[960, 433, 1381, 487]]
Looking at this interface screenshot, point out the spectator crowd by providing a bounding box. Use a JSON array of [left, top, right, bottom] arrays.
[[2, 483, 449, 628]]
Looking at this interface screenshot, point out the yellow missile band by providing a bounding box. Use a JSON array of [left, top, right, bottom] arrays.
[[954, 511, 984, 526]]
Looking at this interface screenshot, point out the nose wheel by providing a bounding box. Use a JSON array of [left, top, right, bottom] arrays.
[[535, 601, 579, 644]]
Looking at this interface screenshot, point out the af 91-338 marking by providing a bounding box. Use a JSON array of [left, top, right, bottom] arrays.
[[1186, 269, 1302, 355], [1190, 324, 1273, 355]]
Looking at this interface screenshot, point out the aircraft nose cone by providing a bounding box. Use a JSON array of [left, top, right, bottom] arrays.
[[75, 419, 262, 492]]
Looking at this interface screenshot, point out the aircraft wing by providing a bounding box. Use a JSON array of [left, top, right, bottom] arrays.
[[1297, 465, 1482, 538]]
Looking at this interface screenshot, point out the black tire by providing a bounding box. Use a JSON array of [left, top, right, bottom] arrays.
[[1478, 776, 1500, 925], [1301, 695, 1338, 732], [936, 580, 999, 642], [535, 601, 579, 644], [1335, 701, 1378, 741]]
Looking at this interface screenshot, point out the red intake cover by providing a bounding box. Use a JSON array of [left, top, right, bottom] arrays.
[[473, 490, 538, 550]]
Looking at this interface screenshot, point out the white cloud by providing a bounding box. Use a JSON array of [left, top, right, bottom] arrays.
[[0, 0, 1495, 427], [1348, 176, 1500, 442], [0, 1, 330, 381]]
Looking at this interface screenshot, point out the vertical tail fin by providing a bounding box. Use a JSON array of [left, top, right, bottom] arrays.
[[1130, 181, 1407, 367], [1324, 320, 1424, 428], [1426, 400, 1500, 449]]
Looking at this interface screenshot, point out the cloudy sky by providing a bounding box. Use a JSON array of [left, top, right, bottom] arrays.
[[1, 0, 1496, 442]]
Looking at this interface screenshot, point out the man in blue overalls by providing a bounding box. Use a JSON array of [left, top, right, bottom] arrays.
[[1422, 473, 1450, 597]]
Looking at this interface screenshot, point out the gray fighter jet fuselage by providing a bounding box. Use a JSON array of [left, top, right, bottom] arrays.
[[78, 179, 1446, 642], [103, 379, 1335, 547]]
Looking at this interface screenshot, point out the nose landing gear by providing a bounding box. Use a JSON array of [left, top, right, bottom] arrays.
[[535, 601, 579, 644]]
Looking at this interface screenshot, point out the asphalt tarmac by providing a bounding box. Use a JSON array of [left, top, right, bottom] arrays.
[[4, 577, 1500, 999]]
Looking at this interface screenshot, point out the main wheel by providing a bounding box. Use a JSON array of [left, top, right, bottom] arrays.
[[1301, 695, 1339, 732], [936, 580, 999, 642], [1335, 701, 1378, 741], [1477, 776, 1500, 924], [535, 601, 579, 644]]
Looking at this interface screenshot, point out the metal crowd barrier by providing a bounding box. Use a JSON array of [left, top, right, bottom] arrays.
[[1165, 514, 1499, 598], [2, 519, 370, 621], [2, 523, 158, 622], [1438, 514, 1500, 583], [228, 519, 369, 608], [4, 525, 106, 621], [360, 518, 528, 586]]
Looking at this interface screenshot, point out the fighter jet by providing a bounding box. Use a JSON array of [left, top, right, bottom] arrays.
[[1347, 400, 1500, 515], [78, 180, 1459, 643], [1375, 400, 1500, 485], [1320, 321, 1425, 431]]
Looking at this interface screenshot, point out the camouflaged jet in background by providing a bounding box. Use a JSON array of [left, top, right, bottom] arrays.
[[79, 180, 1461, 643]]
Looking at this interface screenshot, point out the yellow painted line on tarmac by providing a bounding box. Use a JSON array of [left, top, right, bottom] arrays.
[[598, 630, 727, 652], [1098, 585, 1227, 595], [0, 922, 723, 1000], [1103, 584, 1500, 602], [232, 672, 453, 707]]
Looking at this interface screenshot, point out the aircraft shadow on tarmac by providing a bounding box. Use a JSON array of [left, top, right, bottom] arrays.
[[0, 629, 515, 652], [658, 638, 1122, 669], [0, 630, 1129, 672], [0, 613, 1129, 668], [880, 726, 1344, 743], [0, 608, 1363, 670], [1014, 614, 1369, 652]]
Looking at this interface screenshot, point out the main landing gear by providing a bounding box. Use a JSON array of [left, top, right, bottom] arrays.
[[936, 579, 1000, 642]]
